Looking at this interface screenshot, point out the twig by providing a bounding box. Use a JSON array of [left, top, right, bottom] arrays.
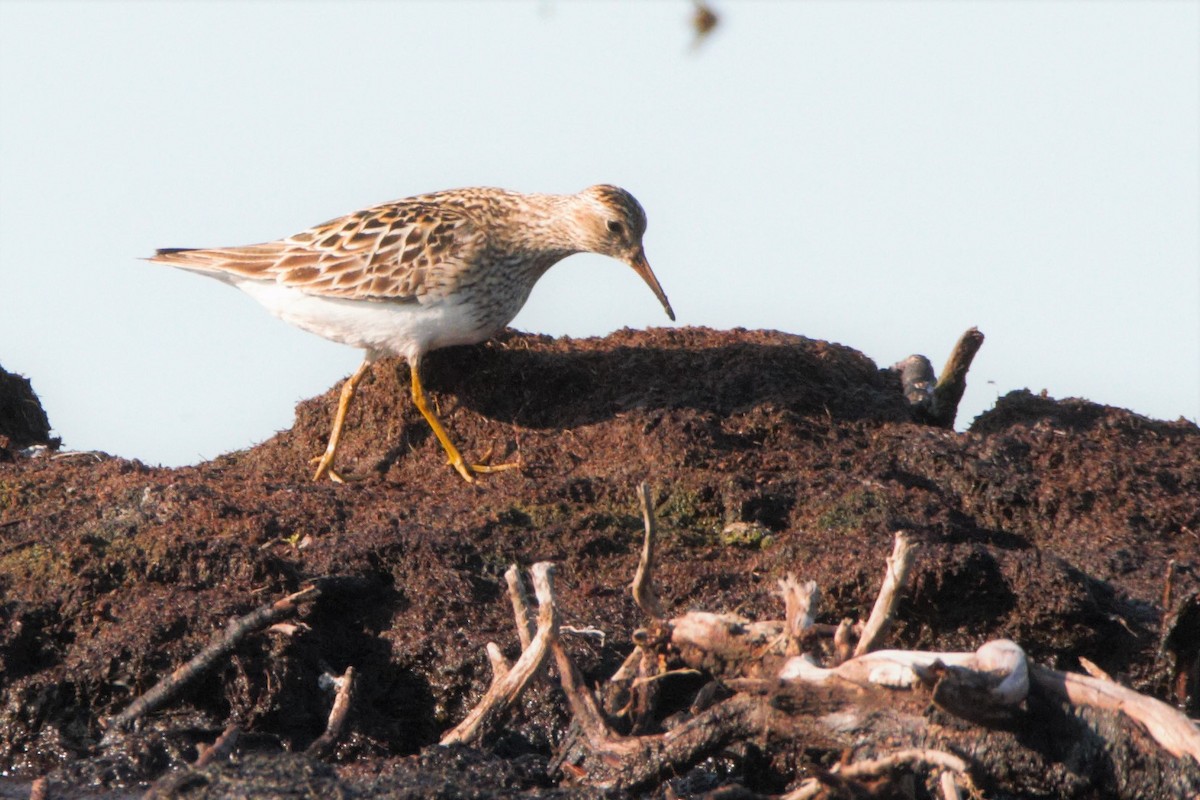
[[30, 777, 47, 800], [106, 584, 322, 733], [485, 642, 511, 682], [930, 327, 985, 428], [1161, 558, 1177, 617], [939, 769, 962, 800], [832, 618, 855, 666], [855, 531, 916, 657], [630, 668, 702, 689], [778, 575, 819, 656], [440, 563, 560, 746], [1077, 657, 1113, 682], [505, 564, 536, 650], [553, 638, 624, 755], [561, 625, 606, 645], [633, 482, 665, 619], [307, 666, 355, 758], [783, 748, 970, 800], [783, 639, 1029, 708], [1030, 663, 1200, 764], [193, 725, 240, 768]]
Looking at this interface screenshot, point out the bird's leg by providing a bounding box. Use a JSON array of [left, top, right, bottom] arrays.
[[311, 358, 373, 483], [408, 361, 519, 483]]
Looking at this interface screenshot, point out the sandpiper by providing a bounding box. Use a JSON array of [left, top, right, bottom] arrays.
[[150, 185, 674, 482]]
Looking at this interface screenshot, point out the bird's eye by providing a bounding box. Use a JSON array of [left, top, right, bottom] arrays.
[[606, 220, 624, 235]]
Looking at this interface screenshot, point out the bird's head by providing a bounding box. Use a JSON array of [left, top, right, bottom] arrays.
[[578, 185, 675, 322]]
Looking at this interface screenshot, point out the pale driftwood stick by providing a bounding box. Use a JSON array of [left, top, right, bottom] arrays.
[[609, 648, 642, 683], [193, 724, 240, 768], [1030, 663, 1200, 764], [632, 482, 666, 620], [930, 327, 984, 428], [106, 584, 322, 733], [485, 642, 511, 682], [441, 563, 560, 746], [778, 575, 819, 656], [505, 563, 536, 650], [30, 777, 47, 800], [893, 354, 936, 407], [832, 618, 855, 666], [1161, 558, 1177, 616], [1077, 656, 1113, 682], [553, 638, 623, 753], [307, 666, 356, 758], [854, 531, 916, 657], [939, 769, 963, 800], [783, 639, 1029, 707], [782, 748, 970, 800]]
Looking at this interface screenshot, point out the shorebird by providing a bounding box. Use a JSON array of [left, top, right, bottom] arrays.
[[151, 185, 674, 483]]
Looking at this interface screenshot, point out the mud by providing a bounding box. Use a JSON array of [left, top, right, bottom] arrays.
[[1, 327, 1197, 797]]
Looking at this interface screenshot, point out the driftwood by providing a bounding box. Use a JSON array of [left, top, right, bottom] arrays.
[[1030, 663, 1200, 763], [105, 583, 323, 735], [193, 724, 240, 768], [932, 326, 985, 427], [448, 497, 1200, 796], [440, 563, 559, 746], [632, 481, 665, 620], [440, 489, 1200, 794], [854, 530, 915, 656], [895, 326, 985, 428], [306, 666, 356, 758]]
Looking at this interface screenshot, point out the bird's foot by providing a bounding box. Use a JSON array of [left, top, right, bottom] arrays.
[[450, 445, 521, 483], [310, 453, 347, 483]]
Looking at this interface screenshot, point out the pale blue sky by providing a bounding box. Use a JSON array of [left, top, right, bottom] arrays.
[[1, 1, 1197, 466]]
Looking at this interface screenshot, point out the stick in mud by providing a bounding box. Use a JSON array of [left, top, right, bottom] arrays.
[[307, 667, 355, 759], [106, 584, 323, 733], [440, 563, 559, 746]]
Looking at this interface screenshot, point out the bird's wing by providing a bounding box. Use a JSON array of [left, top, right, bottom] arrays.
[[149, 201, 485, 301]]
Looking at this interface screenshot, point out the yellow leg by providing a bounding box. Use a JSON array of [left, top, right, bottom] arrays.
[[311, 358, 373, 483], [409, 360, 518, 483]]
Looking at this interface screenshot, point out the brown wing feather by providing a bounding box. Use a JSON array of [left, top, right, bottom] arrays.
[[150, 201, 484, 301]]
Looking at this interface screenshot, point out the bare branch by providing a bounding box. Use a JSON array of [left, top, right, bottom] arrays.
[[855, 531, 916, 657], [505, 563, 535, 650], [307, 667, 356, 759], [930, 327, 985, 428], [485, 642, 511, 682], [832, 618, 855, 666], [1077, 656, 1113, 682], [441, 563, 560, 746], [940, 769, 963, 800], [194, 725, 240, 768], [632, 482, 665, 619], [778, 575, 819, 656], [106, 584, 322, 734], [1030, 663, 1200, 764]]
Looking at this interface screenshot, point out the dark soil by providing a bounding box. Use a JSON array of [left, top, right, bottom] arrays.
[[1, 327, 1197, 798]]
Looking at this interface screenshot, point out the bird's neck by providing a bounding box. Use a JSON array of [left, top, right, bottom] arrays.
[[494, 191, 596, 259]]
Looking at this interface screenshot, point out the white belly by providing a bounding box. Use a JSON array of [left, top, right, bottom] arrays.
[[233, 279, 495, 362]]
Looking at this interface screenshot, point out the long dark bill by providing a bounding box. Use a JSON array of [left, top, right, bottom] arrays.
[[629, 249, 675, 321]]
